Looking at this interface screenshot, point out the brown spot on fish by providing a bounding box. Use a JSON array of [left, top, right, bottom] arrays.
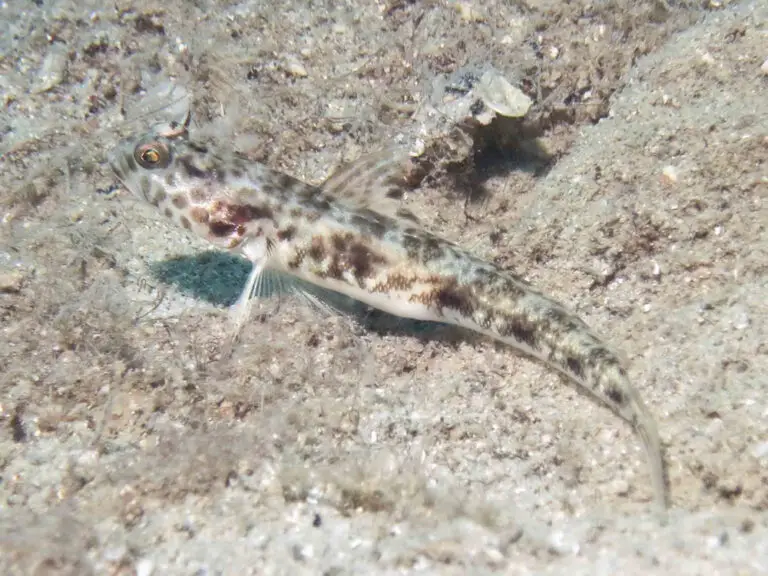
[[227, 201, 274, 224], [505, 319, 538, 351], [421, 236, 446, 263], [351, 211, 387, 239], [566, 356, 585, 379], [346, 240, 387, 284], [325, 255, 344, 280], [287, 249, 305, 270], [310, 232, 390, 286], [180, 156, 208, 179], [476, 308, 494, 330], [152, 189, 167, 206], [401, 229, 446, 262], [164, 207, 173, 218], [308, 237, 326, 261], [189, 188, 208, 203], [373, 272, 417, 292], [428, 278, 476, 316], [180, 216, 191, 229], [277, 225, 297, 241], [586, 347, 613, 376], [606, 385, 625, 405], [331, 232, 351, 252], [164, 173, 176, 186], [487, 275, 528, 301], [210, 221, 236, 237], [172, 195, 188, 209], [190, 207, 209, 224]]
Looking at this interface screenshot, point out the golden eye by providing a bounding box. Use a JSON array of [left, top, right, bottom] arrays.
[[134, 141, 170, 169]]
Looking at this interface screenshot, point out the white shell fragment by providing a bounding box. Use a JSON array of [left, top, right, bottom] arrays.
[[475, 69, 532, 120], [283, 56, 308, 78], [432, 67, 531, 128], [410, 66, 532, 157], [33, 46, 68, 94]]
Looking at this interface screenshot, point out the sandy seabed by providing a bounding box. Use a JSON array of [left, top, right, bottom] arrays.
[[1, 0, 766, 574]]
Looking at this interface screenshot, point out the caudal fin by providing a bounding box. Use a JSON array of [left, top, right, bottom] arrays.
[[623, 386, 669, 512]]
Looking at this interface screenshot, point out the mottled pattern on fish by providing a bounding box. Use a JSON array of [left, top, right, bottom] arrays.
[[108, 118, 668, 510]]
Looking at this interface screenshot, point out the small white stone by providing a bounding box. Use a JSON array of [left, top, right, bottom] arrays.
[[661, 165, 678, 184], [292, 542, 314, 561], [135, 558, 154, 576], [283, 57, 308, 78], [760, 58, 768, 76], [734, 313, 749, 330], [750, 441, 768, 459], [484, 547, 504, 564], [0, 270, 24, 293], [611, 478, 630, 496], [548, 530, 580, 555]]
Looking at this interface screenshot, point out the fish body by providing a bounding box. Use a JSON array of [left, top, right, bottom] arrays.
[[108, 118, 668, 509]]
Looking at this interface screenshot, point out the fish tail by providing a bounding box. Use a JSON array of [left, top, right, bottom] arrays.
[[463, 275, 669, 509], [612, 375, 669, 511]]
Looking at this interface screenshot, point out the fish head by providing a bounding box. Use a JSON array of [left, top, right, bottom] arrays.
[[108, 120, 270, 251]]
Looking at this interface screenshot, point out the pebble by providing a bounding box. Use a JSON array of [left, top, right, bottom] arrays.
[[0, 270, 24, 293], [135, 558, 155, 576], [70, 449, 100, 484], [750, 441, 768, 460], [661, 164, 679, 184], [610, 478, 631, 496], [547, 530, 580, 555]]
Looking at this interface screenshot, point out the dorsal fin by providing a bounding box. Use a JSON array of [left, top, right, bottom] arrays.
[[322, 147, 419, 224]]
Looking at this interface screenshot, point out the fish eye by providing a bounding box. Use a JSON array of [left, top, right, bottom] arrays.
[[134, 141, 170, 169]]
